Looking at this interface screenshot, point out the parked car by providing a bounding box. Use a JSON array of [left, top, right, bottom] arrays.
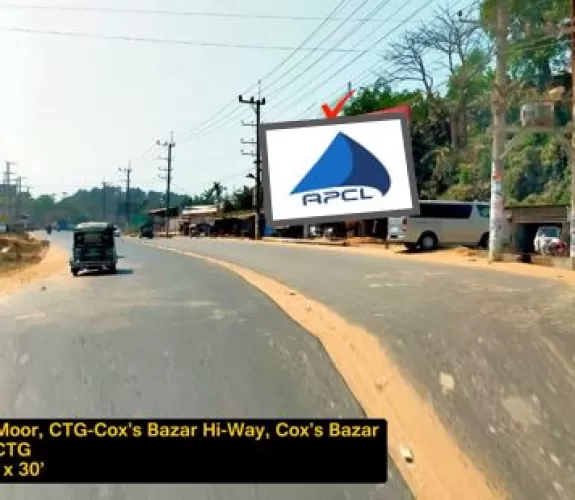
[[533, 226, 562, 255], [391, 200, 500, 251]]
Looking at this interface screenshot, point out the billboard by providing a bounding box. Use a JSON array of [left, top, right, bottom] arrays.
[[260, 113, 419, 227]]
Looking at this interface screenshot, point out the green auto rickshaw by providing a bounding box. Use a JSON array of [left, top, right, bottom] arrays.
[[70, 222, 118, 276]]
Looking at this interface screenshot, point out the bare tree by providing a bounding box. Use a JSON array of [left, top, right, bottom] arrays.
[[384, 29, 437, 102], [422, 4, 488, 72], [420, 4, 492, 149]]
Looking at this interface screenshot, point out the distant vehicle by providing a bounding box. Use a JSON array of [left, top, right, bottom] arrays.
[[533, 226, 562, 255], [391, 200, 493, 251], [139, 223, 154, 239], [70, 222, 118, 276]]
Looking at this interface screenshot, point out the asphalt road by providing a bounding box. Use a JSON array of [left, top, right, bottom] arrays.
[[0, 233, 411, 500], [140, 236, 575, 500]]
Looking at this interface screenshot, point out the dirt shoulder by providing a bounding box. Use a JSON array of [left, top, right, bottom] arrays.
[[259, 237, 575, 286], [0, 234, 69, 296]]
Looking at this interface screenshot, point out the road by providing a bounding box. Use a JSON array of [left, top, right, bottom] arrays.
[[0, 232, 411, 500], [139, 236, 575, 500]]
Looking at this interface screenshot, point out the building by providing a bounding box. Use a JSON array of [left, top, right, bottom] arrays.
[[505, 204, 570, 254], [180, 205, 219, 235], [147, 207, 180, 234]]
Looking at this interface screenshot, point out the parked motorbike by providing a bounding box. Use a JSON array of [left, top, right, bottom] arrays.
[[547, 239, 567, 257]]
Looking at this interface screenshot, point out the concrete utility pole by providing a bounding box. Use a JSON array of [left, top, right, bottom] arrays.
[[3, 161, 17, 224], [102, 181, 108, 221], [488, 0, 509, 262], [118, 160, 132, 229], [239, 82, 266, 240], [15, 176, 24, 222], [157, 133, 175, 238]]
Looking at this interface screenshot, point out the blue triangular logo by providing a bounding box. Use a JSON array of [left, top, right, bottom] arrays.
[[290, 132, 391, 196]]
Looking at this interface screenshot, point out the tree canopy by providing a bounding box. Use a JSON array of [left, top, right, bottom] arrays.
[[344, 0, 571, 205]]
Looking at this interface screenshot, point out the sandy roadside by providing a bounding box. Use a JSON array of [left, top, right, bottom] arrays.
[[0, 241, 69, 297], [143, 240, 507, 500], [255, 238, 575, 286]]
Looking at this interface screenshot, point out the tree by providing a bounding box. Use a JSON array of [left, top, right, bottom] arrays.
[[344, 81, 452, 198]]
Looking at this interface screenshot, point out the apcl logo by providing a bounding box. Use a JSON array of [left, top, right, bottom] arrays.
[[290, 132, 391, 206]]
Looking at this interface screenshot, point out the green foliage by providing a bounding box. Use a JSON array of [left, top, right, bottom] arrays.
[[26, 182, 256, 225], [339, 0, 571, 205]]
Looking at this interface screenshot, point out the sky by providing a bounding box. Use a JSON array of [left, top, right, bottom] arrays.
[[0, 0, 453, 198]]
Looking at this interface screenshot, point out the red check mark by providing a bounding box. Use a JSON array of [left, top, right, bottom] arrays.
[[321, 90, 355, 119]]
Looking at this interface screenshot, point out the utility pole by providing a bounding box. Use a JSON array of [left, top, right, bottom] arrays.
[[118, 160, 132, 229], [157, 133, 175, 238], [239, 83, 266, 240], [488, 0, 509, 262], [240, 143, 257, 210], [15, 176, 23, 223], [4, 161, 16, 224], [102, 181, 108, 221]]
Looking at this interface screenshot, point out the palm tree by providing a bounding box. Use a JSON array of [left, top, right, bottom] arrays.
[[211, 182, 224, 202]]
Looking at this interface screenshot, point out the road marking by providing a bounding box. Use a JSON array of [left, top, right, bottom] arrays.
[[138, 240, 506, 500]]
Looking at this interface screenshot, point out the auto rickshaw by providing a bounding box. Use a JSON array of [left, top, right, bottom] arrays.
[[138, 223, 154, 239], [70, 222, 118, 276]]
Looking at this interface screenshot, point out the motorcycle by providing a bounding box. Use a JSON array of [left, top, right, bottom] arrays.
[[547, 239, 567, 257]]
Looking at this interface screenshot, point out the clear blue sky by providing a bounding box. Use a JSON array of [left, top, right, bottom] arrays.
[[0, 0, 450, 198]]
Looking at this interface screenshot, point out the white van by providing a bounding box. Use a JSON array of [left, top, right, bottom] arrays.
[[389, 200, 491, 251]]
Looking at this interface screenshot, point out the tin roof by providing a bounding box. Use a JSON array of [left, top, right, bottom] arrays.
[[181, 205, 219, 216]]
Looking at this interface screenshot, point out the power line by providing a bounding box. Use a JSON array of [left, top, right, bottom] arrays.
[[260, 0, 373, 95], [0, 3, 418, 23], [266, 0, 423, 120], [264, 0, 393, 100], [267, 0, 473, 121], [178, 0, 353, 141], [181, 0, 387, 140], [282, 0, 482, 120], [0, 26, 375, 52], [208, 0, 415, 131]]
